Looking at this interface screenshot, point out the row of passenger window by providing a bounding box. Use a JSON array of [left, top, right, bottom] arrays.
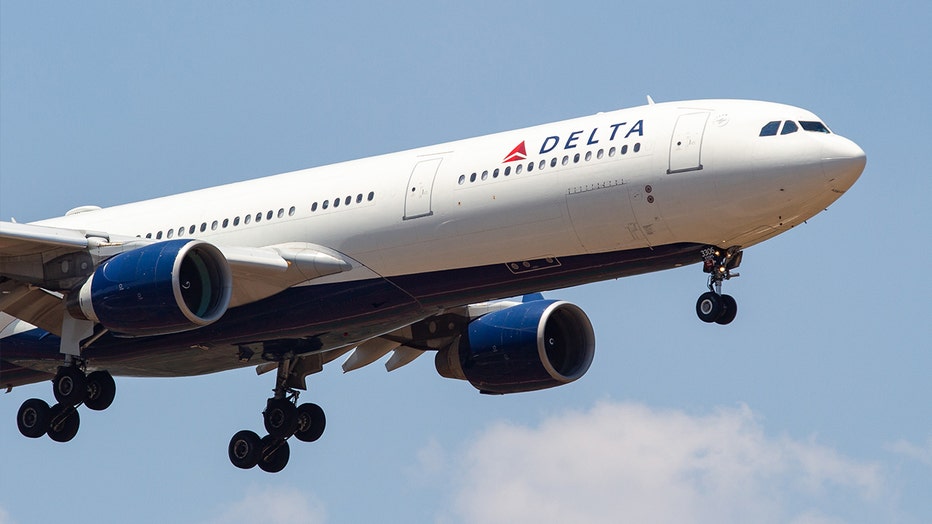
[[311, 191, 375, 212], [142, 191, 377, 240], [457, 143, 642, 185], [143, 206, 298, 240], [759, 120, 831, 136]]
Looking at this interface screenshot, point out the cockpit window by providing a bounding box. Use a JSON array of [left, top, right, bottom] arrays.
[[800, 121, 831, 133], [759, 121, 780, 136], [780, 120, 799, 135]]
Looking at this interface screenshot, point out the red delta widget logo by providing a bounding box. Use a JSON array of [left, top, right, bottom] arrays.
[[503, 120, 644, 163]]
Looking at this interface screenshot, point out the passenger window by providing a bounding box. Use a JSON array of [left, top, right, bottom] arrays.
[[322, 200, 329, 209], [211, 220, 218, 231], [233, 217, 240, 226], [333, 198, 340, 208], [539, 159, 546, 170], [526, 162, 533, 172], [504, 166, 511, 176], [550, 158, 557, 167], [609, 147, 616, 157], [278, 208, 285, 218], [481, 170, 489, 180], [760, 121, 780, 136], [201, 222, 208, 232], [356, 194, 363, 203], [222, 218, 229, 228], [156, 231, 163, 240], [289, 206, 296, 216], [189, 225, 196, 234], [367, 191, 374, 201], [781, 121, 799, 135], [470, 173, 477, 182], [800, 121, 830, 133], [597, 149, 604, 159], [516, 164, 523, 174], [585, 151, 592, 161], [634, 143, 641, 152], [245, 215, 251, 224], [493, 168, 500, 178], [344, 196, 351, 206], [621, 145, 628, 155], [573, 153, 580, 163], [255, 213, 262, 223], [458, 175, 465, 185], [266, 210, 273, 220], [562, 155, 569, 166]]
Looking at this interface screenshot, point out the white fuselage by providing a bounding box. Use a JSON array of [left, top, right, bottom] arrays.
[[33, 99, 863, 285]]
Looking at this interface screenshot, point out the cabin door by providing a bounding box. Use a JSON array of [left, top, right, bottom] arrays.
[[404, 158, 442, 219], [668, 112, 710, 174]]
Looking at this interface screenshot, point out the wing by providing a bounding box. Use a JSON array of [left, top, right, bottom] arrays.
[[0, 221, 354, 336], [268, 300, 523, 390]]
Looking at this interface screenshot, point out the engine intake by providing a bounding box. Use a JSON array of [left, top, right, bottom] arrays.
[[68, 239, 232, 336], [436, 300, 595, 394]]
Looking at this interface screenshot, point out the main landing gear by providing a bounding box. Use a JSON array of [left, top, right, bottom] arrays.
[[228, 359, 326, 473], [695, 246, 742, 325], [16, 361, 116, 442]]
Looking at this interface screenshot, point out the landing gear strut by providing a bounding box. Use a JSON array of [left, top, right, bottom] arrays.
[[696, 246, 742, 325], [228, 359, 326, 473], [16, 360, 116, 442]]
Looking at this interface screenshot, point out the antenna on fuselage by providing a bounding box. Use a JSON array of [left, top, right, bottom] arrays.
[[646, 95, 655, 105]]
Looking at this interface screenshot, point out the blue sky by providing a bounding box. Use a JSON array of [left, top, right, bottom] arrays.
[[1, 2, 930, 523]]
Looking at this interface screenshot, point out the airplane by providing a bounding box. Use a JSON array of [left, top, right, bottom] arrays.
[[0, 98, 865, 472]]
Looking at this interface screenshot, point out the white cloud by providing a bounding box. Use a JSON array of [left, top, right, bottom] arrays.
[[428, 401, 885, 524], [206, 486, 326, 524], [886, 436, 932, 467], [0, 506, 14, 524]]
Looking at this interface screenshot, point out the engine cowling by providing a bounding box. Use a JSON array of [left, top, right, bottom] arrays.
[[436, 300, 595, 394], [67, 239, 232, 336]]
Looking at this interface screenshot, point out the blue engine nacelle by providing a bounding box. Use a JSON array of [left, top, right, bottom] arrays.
[[67, 239, 232, 336], [435, 300, 595, 394]]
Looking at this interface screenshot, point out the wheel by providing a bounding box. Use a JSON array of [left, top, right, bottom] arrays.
[[229, 430, 262, 469], [696, 292, 723, 323], [294, 403, 326, 443], [263, 398, 297, 439], [46, 403, 80, 443], [85, 370, 116, 411], [715, 294, 738, 325], [257, 435, 290, 473], [17, 398, 51, 438], [53, 366, 87, 406]]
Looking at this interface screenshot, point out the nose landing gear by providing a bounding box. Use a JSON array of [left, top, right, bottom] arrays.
[[696, 247, 742, 325]]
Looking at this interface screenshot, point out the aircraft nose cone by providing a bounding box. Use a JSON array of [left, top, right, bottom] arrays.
[[822, 137, 866, 193]]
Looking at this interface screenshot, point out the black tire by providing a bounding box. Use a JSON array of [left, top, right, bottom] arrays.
[[47, 403, 80, 443], [257, 435, 290, 473], [53, 366, 87, 406], [294, 403, 326, 443], [715, 294, 738, 325], [17, 398, 50, 438], [85, 370, 116, 411], [229, 430, 262, 469], [696, 292, 723, 323], [263, 398, 297, 439]]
